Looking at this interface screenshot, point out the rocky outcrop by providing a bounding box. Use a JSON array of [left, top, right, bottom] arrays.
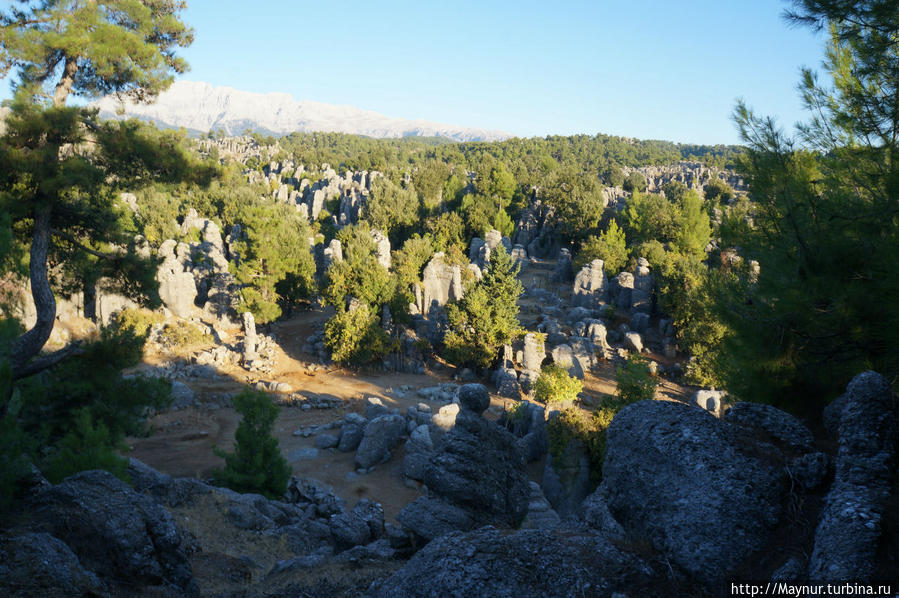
[[397, 384, 529, 542], [0, 532, 108, 598], [374, 527, 654, 598], [808, 371, 897, 581], [25, 470, 198, 596], [156, 239, 198, 318], [598, 400, 787, 587], [572, 258, 608, 310], [420, 253, 463, 311], [354, 414, 407, 470]]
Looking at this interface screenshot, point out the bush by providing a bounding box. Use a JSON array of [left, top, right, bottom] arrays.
[[212, 389, 290, 499], [324, 304, 394, 365], [533, 364, 583, 406], [615, 354, 658, 403], [113, 307, 164, 338], [575, 219, 628, 274], [159, 322, 213, 348], [42, 409, 129, 484]]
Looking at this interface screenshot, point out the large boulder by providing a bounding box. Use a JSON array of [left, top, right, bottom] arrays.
[[156, 240, 197, 318], [397, 384, 529, 542], [374, 527, 654, 598], [599, 400, 787, 587], [354, 414, 407, 469], [809, 371, 897, 581], [0, 532, 107, 597], [572, 258, 608, 310], [25, 470, 198, 596]]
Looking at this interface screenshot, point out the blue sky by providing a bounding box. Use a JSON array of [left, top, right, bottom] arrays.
[[4, 0, 827, 145]]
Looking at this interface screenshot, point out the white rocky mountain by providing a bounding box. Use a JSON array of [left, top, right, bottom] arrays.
[[92, 81, 510, 142]]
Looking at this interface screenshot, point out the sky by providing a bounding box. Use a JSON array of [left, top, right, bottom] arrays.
[[3, 0, 828, 145]]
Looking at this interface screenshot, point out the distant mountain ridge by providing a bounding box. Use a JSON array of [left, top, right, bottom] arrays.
[[92, 81, 511, 142]]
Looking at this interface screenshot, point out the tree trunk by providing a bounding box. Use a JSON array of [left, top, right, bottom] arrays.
[[9, 205, 56, 376], [53, 56, 78, 107]]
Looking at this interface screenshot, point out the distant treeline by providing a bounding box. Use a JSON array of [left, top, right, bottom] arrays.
[[235, 130, 743, 175]]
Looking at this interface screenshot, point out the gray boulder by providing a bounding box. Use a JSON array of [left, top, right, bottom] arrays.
[[397, 387, 529, 542], [402, 424, 434, 481], [599, 400, 787, 587], [375, 527, 654, 598], [329, 499, 384, 551], [25, 470, 198, 596], [0, 532, 107, 598], [337, 412, 367, 453], [354, 414, 406, 469], [725, 402, 815, 452], [809, 371, 897, 582], [572, 259, 609, 310]]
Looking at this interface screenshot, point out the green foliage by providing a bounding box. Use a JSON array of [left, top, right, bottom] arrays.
[[655, 253, 727, 386], [425, 211, 466, 254], [0, 1, 193, 105], [615, 354, 658, 403], [602, 165, 625, 188], [42, 409, 129, 485], [159, 322, 213, 348], [0, 408, 31, 513], [391, 235, 434, 310], [364, 177, 420, 242], [113, 307, 165, 339], [622, 191, 680, 246], [575, 219, 628, 274], [533, 364, 583, 406], [230, 201, 316, 323], [444, 246, 523, 368], [673, 190, 712, 258], [212, 389, 290, 499], [323, 224, 394, 310], [623, 171, 647, 193], [460, 192, 499, 238], [713, 1, 899, 409], [704, 177, 735, 205], [540, 167, 606, 243], [324, 303, 394, 365], [412, 160, 451, 212], [16, 327, 172, 442]]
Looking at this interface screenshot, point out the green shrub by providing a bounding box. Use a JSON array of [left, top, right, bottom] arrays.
[[113, 307, 164, 338], [615, 354, 658, 403], [533, 364, 583, 406], [213, 389, 290, 499], [324, 304, 394, 365], [42, 409, 129, 484], [159, 322, 213, 348]]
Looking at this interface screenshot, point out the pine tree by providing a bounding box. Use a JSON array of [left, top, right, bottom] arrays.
[[0, 1, 198, 382], [213, 389, 290, 499], [716, 0, 899, 408], [445, 246, 523, 368]]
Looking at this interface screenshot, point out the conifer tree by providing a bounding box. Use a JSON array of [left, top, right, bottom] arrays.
[[0, 1, 198, 380], [445, 246, 523, 368], [716, 0, 899, 407]]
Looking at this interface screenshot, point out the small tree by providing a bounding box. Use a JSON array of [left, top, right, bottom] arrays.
[[213, 389, 290, 499], [615, 354, 658, 403], [444, 246, 523, 368], [575, 219, 628, 274], [533, 364, 583, 406], [324, 304, 393, 366]]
